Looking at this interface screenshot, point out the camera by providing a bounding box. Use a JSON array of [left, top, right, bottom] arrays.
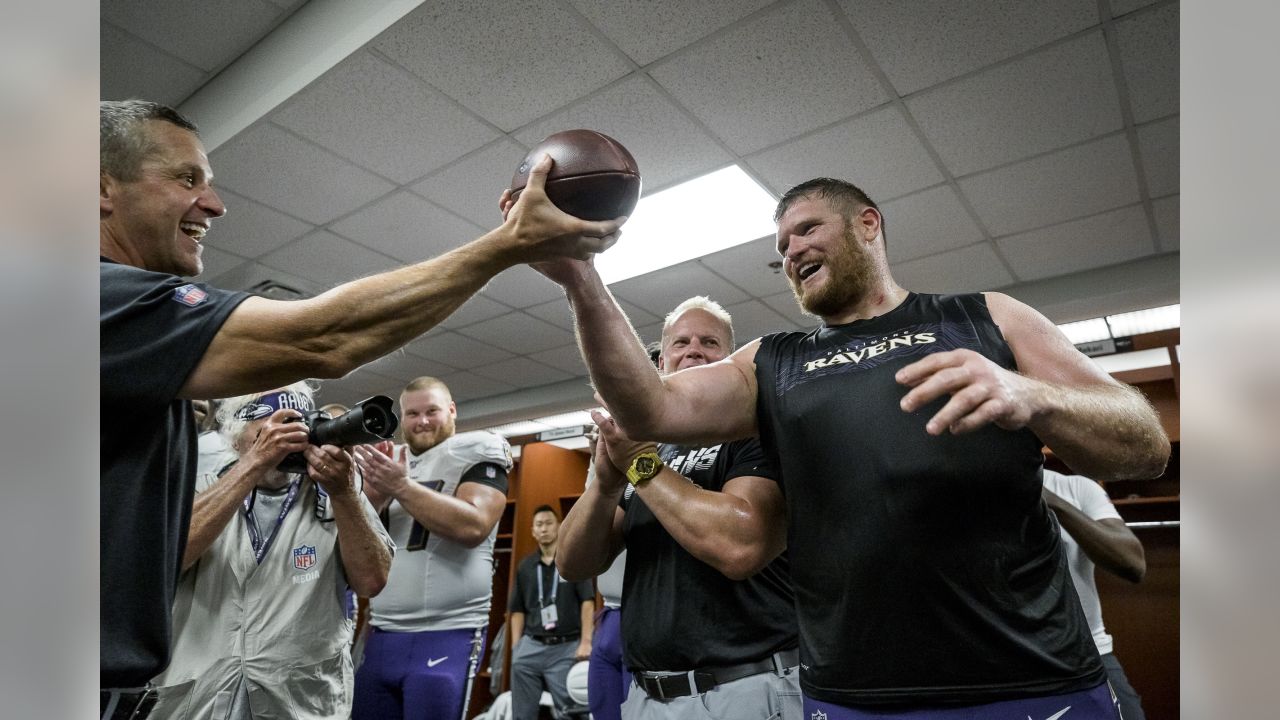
[[277, 395, 399, 473]]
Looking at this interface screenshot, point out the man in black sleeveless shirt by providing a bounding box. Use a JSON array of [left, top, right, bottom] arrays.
[[558, 298, 801, 720], [535, 179, 1169, 719]]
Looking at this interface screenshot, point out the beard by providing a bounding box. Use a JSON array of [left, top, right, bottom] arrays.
[[406, 419, 455, 455], [789, 226, 877, 319]]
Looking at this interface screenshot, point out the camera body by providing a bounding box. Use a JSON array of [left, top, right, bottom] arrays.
[[277, 395, 399, 474]]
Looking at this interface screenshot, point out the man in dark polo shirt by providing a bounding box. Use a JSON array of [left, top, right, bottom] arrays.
[[509, 505, 595, 720]]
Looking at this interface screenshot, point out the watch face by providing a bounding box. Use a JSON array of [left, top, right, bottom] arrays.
[[636, 456, 657, 475]]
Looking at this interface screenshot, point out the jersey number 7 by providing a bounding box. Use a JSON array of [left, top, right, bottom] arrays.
[[406, 480, 446, 551]]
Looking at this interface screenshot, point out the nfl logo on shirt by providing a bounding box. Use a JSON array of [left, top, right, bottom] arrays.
[[172, 284, 208, 307], [292, 544, 317, 570]]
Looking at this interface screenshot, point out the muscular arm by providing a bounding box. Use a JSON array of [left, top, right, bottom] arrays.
[[1044, 487, 1146, 583], [897, 292, 1169, 480], [548, 261, 758, 445], [180, 158, 623, 399], [394, 481, 506, 549], [183, 461, 259, 571]]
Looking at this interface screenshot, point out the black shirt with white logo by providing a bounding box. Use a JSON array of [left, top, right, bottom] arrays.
[[509, 553, 595, 641], [620, 438, 798, 672], [100, 259, 248, 687], [754, 292, 1103, 706]]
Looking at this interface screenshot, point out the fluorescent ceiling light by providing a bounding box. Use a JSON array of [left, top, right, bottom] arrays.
[[1092, 348, 1172, 374], [1105, 304, 1179, 337], [1057, 318, 1112, 344], [594, 165, 777, 285]]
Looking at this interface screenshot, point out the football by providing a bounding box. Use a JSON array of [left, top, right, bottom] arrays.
[[509, 129, 642, 221]]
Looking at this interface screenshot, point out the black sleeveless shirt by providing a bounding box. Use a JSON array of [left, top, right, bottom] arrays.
[[754, 293, 1103, 706]]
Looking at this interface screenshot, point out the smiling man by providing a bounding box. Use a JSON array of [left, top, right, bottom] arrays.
[[536, 178, 1170, 719], [99, 99, 622, 720]]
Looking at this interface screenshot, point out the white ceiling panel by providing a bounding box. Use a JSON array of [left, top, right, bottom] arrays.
[[611, 261, 750, 316], [258, 229, 401, 288], [472, 356, 575, 388], [357, 348, 456, 384], [456, 312, 576, 354], [1110, 0, 1163, 16], [1136, 116, 1179, 198], [320, 368, 404, 407], [404, 330, 515, 367], [996, 204, 1154, 281], [210, 123, 396, 224], [206, 260, 329, 298], [437, 370, 518, 403], [649, 0, 889, 155], [1114, 3, 1179, 123], [193, 245, 249, 283], [906, 31, 1122, 176], [722, 299, 792, 346], [101, 0, 282, 72], [568, 0, 773, 66], [959, 134, 1141, 236], [437, 293, 516, 332], [698, 235, 786, 297], [891, 243, 1015, 293], [1152, 195, 1179, 252], [881, 185, 986, 263], [329, 191, 487, 264], [634, 320, 666, 346], [615, 298, 662, 328], [527, 344, 589, 376], [372, 0, 633, 131], [760, 290, 821, 331], [412, 139, 528, 229], [100, 23, 206, 106], [747, 106, 943, 201], [524, 299, 577, 331], [203, 188, 313, 259], [478, 264, 567, 309], [272, 51, 500, 184], [843, 0, 1097, 95], [514, 73, 733, 193]]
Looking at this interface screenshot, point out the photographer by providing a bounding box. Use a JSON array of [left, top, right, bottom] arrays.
[[148, 383, 394, 720]]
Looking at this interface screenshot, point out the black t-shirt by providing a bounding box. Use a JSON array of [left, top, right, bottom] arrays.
[[100, 258, 247, 687], [620, 439, 798, 672], [509, 552, 594, 640], [754, 292, 1103, 706]]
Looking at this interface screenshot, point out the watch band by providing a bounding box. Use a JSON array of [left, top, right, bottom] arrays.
[[625, 451, 663, 486]]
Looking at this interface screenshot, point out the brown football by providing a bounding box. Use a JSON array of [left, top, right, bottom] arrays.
[[509, 129, 642, 221]]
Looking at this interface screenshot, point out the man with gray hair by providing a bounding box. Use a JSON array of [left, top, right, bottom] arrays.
[[147, 382, 393, 719], [99, 98, 621, 717], [557, 297, 800, 720]]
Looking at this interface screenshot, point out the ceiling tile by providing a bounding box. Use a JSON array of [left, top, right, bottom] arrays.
[[891, 243, 1015, 293], [698, 235, 786, 297], [747, 106, 943, 201], [907, 31, 1122, 176], [357, 348, 457, 384], [437, 370, 517, 403], [210, 123, 396, 224], [611, 261, 749, 316], [513, 73, 733, 193], [456, 312, 576, 354], [567, 0, 773, 66], [524, 299, 576, 331], [995, 205, 1154, 281], [404, 330, 515, 368], [193, 245, 249, 283], [205, 260, 329, 298], [616, 299, 662, 328], [329, 191, 487, 264], [1136, 116, 1179, 198], [1109, 0, 1162, 16], [319, 369, 404, 407], [527, 344, 588, 376], [881, 185, 987, 263], [100, 23, 206, 106], [959, 134, 1140, 236], [438, 293, 515, 331], [634, 320, 666, 346], [1152, 195, 1179, 252], [478, 264, 567, 309], [841, 0, 1097, 95], [761, 291, 821, 331], [471, 356, 574, 387], [649, 0, 889, 154], [101, 0, 281, 72], [1115, 3, 1178, 123], [412, 139, 529, 229], [373, 0, 633, 131], [203, 188, 312, 259], [258, 230, 401, 288], [721, 299, 792, 346], [272, 51, 499, 184]]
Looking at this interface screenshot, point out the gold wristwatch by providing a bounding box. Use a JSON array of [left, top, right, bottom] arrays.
[[625, 451, 663, 486]]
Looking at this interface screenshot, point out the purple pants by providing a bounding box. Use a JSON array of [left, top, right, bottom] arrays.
[[353, 626, 486, 720], [587, 607, 628, 720], [804, 682, 1119, 720]]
